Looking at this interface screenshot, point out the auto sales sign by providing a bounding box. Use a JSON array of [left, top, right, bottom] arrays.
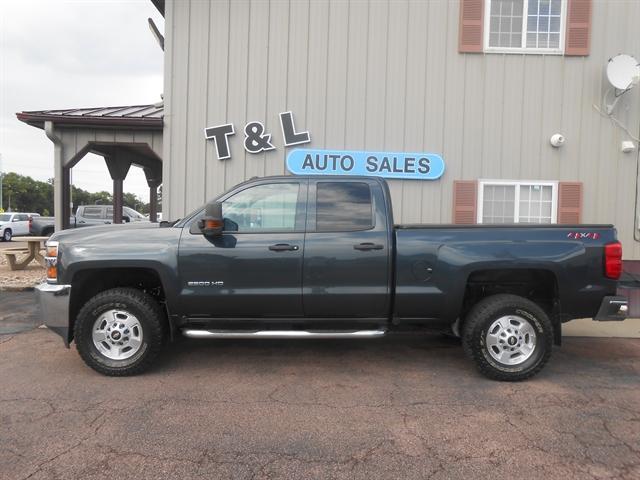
[[204, 111, 445, 180]]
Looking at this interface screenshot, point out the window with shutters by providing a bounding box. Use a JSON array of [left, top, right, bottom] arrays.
[[477, 180, 558, 224], [484, 0, 567, 54]]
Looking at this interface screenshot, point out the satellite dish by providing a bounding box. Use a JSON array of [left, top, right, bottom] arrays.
[[606, 54, 640, 91]]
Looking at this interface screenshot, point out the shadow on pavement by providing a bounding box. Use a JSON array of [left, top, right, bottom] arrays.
[[0, 291, 40, 334]]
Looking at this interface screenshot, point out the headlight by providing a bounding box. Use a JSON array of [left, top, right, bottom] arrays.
[[45, 241, 59, 283]]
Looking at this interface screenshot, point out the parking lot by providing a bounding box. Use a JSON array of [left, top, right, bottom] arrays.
[[1, 292, 639, 480]]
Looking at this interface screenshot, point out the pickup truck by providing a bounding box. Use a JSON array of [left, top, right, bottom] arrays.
[[36, 176, 628, 381], [30, 205, 149, 236]]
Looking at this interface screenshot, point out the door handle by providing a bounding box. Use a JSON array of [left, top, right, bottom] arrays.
[[269, 243, 299, 252], [353, 242, 384, 251]]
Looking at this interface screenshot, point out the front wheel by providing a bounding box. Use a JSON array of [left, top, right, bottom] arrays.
[[462, 294, 553, 381], [3, 229, 12, 242], [74, 288, 165, 376]]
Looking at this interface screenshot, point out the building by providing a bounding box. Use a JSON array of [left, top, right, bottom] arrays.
[[17, 0, 640, 332], [161, 0, 640, 260]]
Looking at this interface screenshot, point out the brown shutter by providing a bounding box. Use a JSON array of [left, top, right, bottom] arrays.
[[459, 0, 484, 53], [557, 182, 583, 224], [565, 0, 592, 56], [453, 180, 477, 224]]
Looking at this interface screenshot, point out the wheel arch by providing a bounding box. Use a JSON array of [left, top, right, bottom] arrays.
[[68, 267, 173, 345], [460, 268, 562, 345]]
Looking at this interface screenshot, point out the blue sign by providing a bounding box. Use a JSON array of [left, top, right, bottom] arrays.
[[286, 149, 445, 180]]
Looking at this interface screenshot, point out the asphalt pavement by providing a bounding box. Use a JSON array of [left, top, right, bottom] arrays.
[[1, 292, 639, 479]]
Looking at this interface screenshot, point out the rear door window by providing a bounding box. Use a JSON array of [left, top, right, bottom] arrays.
[[316, 182, 373, 232]]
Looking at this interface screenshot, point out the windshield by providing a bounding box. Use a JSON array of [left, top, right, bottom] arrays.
[[123, 207, 145, 219], [0, 214, 11, 222]]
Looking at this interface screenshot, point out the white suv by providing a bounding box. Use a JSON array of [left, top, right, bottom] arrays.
[[0, 213, 38, 241]]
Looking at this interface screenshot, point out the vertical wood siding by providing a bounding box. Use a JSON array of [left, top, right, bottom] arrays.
[[164, 0, 640, 259]]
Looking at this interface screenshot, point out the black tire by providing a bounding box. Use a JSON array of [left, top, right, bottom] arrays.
[[42, 227, 54, 237], [74, 288, 165, 376], [3, 229, 12, 242], [462, 294, 553, 381]]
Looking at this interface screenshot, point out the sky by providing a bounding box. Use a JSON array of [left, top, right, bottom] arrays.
[[0, 0, 165, 202]]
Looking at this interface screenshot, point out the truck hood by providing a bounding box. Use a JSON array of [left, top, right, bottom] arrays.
[[49, 222, 164, 245]]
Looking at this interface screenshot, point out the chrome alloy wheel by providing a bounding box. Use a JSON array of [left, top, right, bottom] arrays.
[[485, 315, 537, 366], [92, 310, 143, 361]]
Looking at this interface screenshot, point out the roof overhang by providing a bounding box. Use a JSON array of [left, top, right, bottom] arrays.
[[16, 105, 163, 131], [150, 0, 165, 16]]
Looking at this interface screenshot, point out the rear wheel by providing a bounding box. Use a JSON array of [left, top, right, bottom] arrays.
[[462, 294, 553, 381], [74, 288, 165, 376]]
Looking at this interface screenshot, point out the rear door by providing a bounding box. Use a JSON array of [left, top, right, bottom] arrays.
[[302, 179, 391, 318], [12, 214, 30, 235], [77, 206, 106, 227]]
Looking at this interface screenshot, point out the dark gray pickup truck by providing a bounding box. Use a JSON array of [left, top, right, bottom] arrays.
[[37, 176, 628, 380]]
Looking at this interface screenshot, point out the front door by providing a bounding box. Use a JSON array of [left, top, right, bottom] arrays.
[[302, 180, 391, 318], [178, 179, 307, 318]]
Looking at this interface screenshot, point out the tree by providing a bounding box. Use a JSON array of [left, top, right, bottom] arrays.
[[0, 171, 150, 215]]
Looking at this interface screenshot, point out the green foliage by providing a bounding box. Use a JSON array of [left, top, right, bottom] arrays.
[[0, 172, 154, 215]]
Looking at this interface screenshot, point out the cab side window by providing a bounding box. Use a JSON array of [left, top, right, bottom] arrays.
[[222, 183, 301, 232], [316, 182, 373, 232]]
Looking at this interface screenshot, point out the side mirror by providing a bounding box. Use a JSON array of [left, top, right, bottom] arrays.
[[198, 202, 224, 237], [122, 215, 131, 223]]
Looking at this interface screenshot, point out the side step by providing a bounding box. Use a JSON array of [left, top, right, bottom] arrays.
[[182, 329, 387, 339]]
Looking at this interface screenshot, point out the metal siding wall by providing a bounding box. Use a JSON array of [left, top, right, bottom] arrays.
[[165, 0, 640, 258]]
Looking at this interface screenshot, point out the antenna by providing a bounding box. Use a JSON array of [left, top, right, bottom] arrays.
[[605, 54, 640, 114]]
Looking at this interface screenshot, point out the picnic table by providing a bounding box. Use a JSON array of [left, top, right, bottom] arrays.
[[3, 236, 49, 271]]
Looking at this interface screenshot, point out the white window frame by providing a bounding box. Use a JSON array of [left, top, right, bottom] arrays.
[[477, 179, 559, 224], [483, 0, 568, 55]]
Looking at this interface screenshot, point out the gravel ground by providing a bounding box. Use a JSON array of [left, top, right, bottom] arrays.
[[0, 241, 46, 290]]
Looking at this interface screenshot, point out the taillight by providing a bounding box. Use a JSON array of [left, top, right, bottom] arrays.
[[604, 242, 622, 279]]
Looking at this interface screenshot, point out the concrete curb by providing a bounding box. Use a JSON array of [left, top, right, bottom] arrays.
[[0, 286, 36, 292]]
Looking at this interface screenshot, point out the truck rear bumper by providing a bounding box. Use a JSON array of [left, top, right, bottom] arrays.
[[35, 283, 71, 347], [594, 296, 628, 321]]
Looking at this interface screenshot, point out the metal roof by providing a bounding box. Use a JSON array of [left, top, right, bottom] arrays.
[[16, 104, 164, 130]]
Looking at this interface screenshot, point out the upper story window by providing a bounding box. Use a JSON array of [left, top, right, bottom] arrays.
[[485, 0, 566, 53]]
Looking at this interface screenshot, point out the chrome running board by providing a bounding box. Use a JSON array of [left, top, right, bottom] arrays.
[[182, 329, 387, 339]]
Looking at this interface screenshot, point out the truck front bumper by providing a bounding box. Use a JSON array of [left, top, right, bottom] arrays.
[[35, 283, 72, 347], [594, 296, 628, 321]]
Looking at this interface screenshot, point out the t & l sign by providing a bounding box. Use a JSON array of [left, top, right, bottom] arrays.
[[204, 111, 310, 160]]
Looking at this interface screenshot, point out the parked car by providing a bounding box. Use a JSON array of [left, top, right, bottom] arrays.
[[36, 176, 628, 380], [29, 206, 148, 236], [0, 212, 39, 241]]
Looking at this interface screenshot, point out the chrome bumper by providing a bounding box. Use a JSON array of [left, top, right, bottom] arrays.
[[594, 295, 628, 321], [35, 283, 72, 346]]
